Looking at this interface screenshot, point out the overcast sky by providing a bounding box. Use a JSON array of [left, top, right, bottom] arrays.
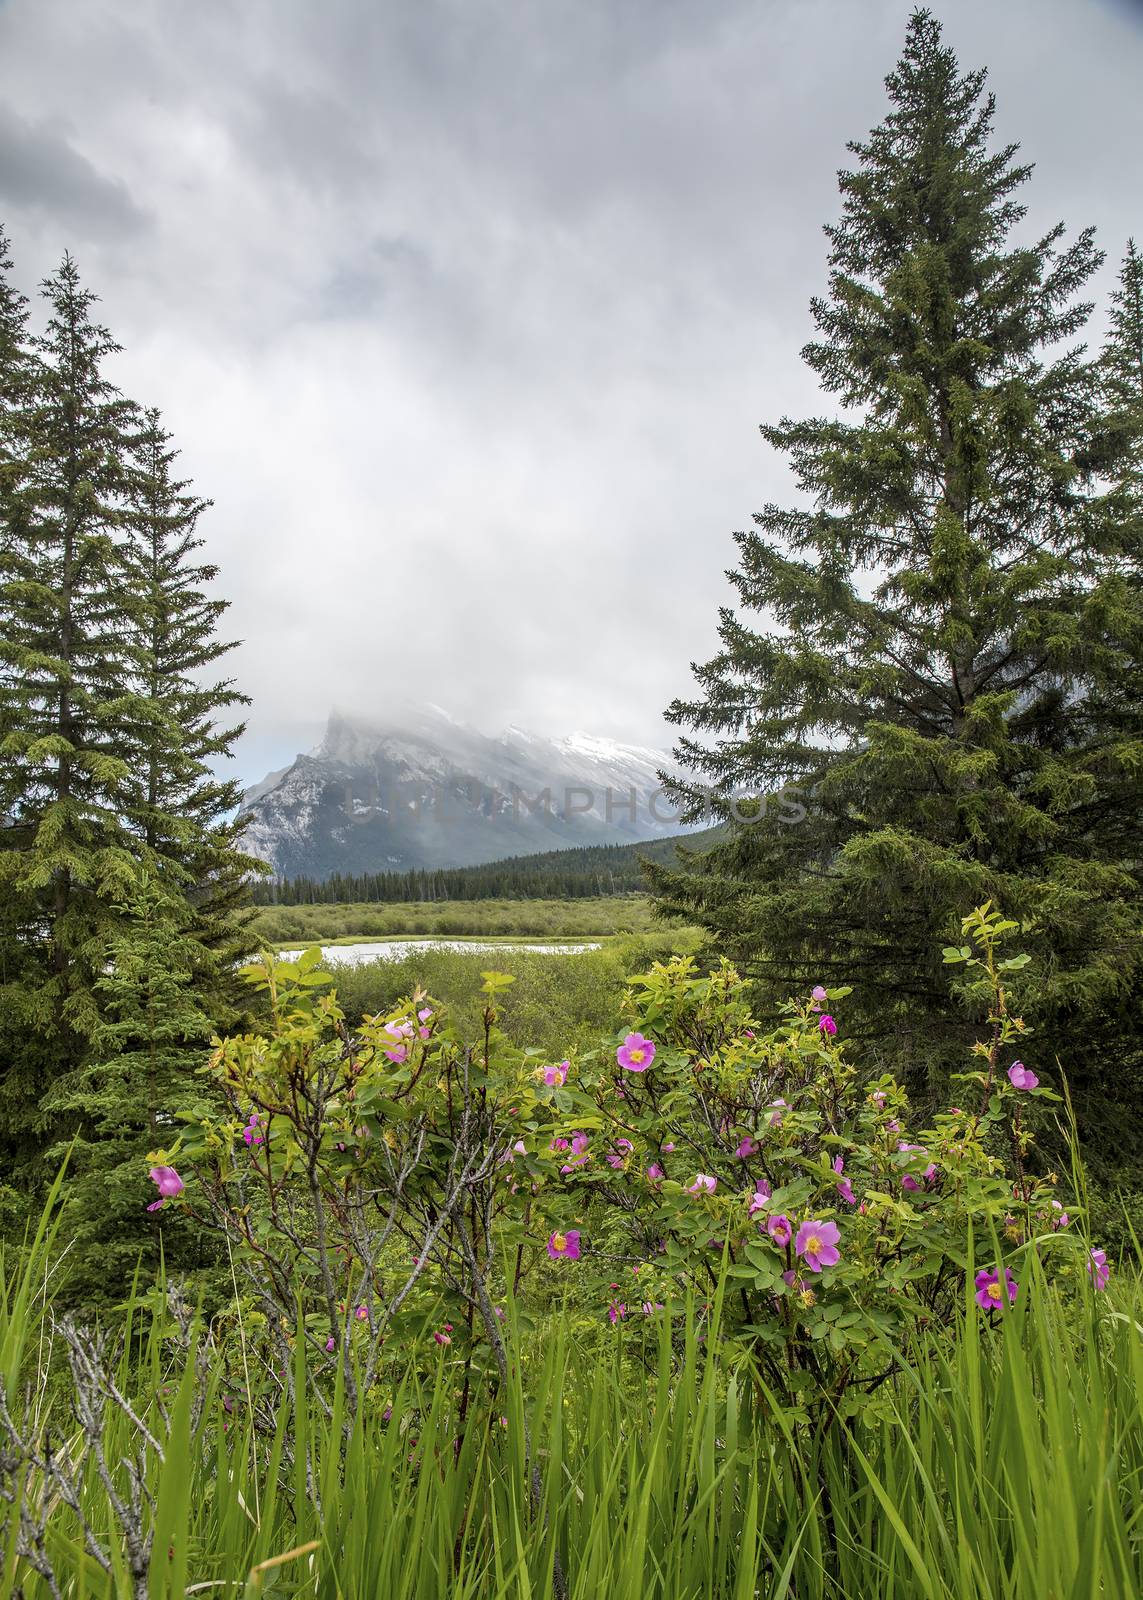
[[1, 0, 1140, 784]]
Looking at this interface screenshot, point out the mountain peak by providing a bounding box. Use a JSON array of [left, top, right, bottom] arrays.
[[242, 702, 682, 880]]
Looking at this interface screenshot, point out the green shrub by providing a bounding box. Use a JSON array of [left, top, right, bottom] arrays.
[[148, 907, 1114, 1440]]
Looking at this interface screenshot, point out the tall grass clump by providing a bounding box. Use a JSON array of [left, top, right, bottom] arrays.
[[1, 1215, 1140, 1598]]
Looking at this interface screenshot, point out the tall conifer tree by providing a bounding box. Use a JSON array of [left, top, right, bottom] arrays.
[[38, 409, 260, 1289], [117, 407, 260, 1012], [0, 246, 257, 1231], [0, 252, 142, 1158], [653, 14, 1143, 1107], [1068, 243, 1143, 872]]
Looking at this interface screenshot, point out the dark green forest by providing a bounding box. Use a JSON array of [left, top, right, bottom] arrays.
[[252, 827, 721, 905]]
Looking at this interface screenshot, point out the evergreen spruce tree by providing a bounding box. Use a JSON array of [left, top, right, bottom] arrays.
[[117, 407, 261, 1020], [653, 13, 1143, 1115], [33, 411, 260, 1291], [0, 247, 258, 1244], [0, 252, 143, 1176], [1065, 242, 1143, 885]]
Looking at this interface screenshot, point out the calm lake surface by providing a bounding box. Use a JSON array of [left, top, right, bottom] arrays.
[[278, 939, 603, 967]]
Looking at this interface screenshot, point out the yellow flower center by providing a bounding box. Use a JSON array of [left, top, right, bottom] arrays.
[[629, 1047, 645, 1064], [987, 1282, 1003, 1302], [806, 1234, 822, 1254], [551, 1232, 568, 1253]]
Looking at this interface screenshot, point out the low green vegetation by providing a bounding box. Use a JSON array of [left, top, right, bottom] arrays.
[[305, 931, 700, 1056], [2, 912, 1140, 1597], [250, 893, 662, 947]]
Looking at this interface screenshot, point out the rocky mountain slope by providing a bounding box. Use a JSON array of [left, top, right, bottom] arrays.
[[240, 705, 688, 879]]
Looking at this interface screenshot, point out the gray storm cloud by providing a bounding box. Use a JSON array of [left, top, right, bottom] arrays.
[[0, 0, 1138, 784]]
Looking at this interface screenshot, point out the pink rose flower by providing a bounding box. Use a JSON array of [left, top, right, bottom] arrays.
[[974, 1266, 1017, 1310], [1008, 1061, 1039, 1090], [766, 1214, 792, 1248], [616, 1032, 655, 1072], [748, 1180, 772, 1216], [147, 1166, 184, 1211], [795, 1219, 841, 1272]]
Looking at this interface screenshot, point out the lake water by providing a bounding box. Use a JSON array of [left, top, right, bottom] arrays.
[[277, 939, 603, 967]]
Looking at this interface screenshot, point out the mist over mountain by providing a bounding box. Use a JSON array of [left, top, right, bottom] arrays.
[[240, 704, 690, 879]]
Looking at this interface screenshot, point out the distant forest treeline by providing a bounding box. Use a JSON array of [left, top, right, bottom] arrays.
[[251, 830, 719, 905]]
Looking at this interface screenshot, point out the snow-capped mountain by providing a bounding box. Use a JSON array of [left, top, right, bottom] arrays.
[[240, 705, 686, 879]]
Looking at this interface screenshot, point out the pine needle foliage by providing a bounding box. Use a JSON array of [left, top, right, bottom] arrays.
[[40, 871, 220, 1302], [118, 406, 262, 1020]]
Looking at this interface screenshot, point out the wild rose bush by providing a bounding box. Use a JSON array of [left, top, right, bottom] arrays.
[[529, 905, 1112, 1418], [153, 952, 541, 1421], [148, 907, 1112, 1426]]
